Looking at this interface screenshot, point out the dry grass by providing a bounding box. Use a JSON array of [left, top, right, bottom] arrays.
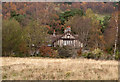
[[0, 57, 118, 80]]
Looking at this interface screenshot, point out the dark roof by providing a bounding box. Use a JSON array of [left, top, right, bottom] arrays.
[[49, 32, 79, 44], [49, 35, 62, 43]]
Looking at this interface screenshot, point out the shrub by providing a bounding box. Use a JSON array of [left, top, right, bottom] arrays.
[[57, 46, 77, 58], [82, 52, 94, 59], [81, 48, 114, 60], [115, 50, 120, 60], [39, 46, 58, 58], [77, 48, 82, 57], [105, 47, 113, 55], [91, 48, 103, 60], [11, 52, 30, 57], [92, 48, 103, 55]]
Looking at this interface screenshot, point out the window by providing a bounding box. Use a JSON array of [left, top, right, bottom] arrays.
[[63, 40, 66, 46], [66, 41, 68, 45], [63, 40, 73, 46], [68, 41, 70, 45]]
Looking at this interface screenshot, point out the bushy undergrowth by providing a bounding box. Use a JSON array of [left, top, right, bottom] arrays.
[[80, 48, 120, 60], [4, 46, 119, 60], [12, 53, 30, 57], [57, 46, 77, 58], [39, 46, 58, 58], [114, 50, 120, 60]]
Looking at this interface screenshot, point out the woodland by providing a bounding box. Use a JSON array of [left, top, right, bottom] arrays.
[[2, 2, 120, 60]]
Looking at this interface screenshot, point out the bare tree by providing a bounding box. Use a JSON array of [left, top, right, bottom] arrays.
[[66, 15, 92, 49]]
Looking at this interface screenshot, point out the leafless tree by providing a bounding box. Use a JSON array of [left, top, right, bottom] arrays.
[[66, 16, 92, 49]]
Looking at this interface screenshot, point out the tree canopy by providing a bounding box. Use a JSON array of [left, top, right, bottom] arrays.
[[2, 2, 119, 58]]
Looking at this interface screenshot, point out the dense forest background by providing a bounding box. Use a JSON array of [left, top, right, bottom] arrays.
[[2, 2, 120, 60]]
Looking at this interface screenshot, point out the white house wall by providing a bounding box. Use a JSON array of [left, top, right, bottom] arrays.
[[53, 33, 83, 48]]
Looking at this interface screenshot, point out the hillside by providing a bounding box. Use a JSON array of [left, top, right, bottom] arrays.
[[2, 2, 119, 60]]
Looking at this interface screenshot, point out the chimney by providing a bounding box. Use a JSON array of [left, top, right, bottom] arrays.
[[64, 26, 71, 33], [53, 30, 56, 37]]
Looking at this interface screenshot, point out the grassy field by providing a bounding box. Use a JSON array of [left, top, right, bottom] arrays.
[[1, 57, 118, 80]]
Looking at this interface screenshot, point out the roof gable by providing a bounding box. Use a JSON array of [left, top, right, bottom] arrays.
[[52, 32, 79, 43], [61, 32, 75, 39]]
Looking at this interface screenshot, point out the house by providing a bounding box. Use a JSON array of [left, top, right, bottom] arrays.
[[49, 26, 83, 48]]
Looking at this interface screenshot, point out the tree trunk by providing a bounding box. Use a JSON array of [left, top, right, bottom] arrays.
[[113, 15, 118, 58]]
